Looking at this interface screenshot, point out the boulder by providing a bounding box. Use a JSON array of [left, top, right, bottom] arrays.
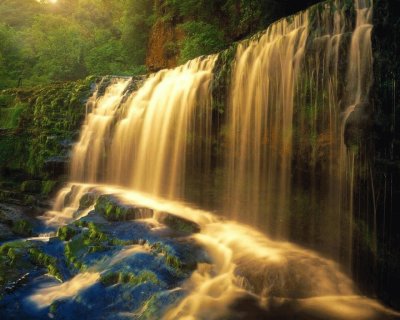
[[156, 212, 200, 234], [79, 192, 97, 210], [94, 195, 153, 221]]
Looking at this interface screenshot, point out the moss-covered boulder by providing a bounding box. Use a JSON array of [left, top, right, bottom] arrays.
[[57, 225, 80, 241], [79, 192, 97, 210], [100, 270, 160, 287], [28, 248, 62, 281], [94, 195, 153, 222], [11, 219, 33, 237], [156, 212, 200, 234]]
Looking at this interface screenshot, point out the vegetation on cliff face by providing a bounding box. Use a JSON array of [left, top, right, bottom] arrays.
[[0, 77, 94, 194]]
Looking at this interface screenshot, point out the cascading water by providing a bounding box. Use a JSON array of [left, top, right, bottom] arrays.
[[69, 57, 215, 200], [224, 0, 373, 265], [36, 0, 400, 319]]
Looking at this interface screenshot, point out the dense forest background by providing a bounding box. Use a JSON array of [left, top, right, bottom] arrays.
[[0, 0, 319, 89]]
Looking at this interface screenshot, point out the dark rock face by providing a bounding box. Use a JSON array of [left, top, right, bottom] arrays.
[[352, 0, 400, 310], [344, 102, 372, 148], [44, 156, 69, 179]]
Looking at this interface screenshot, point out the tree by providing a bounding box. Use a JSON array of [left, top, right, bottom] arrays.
[[0, 24, 23, 88], [121, 0, 154, 66], [24, 15, 87, 82]]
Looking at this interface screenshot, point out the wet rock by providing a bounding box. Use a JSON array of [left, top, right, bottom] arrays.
[[57, 225, 80, 241], [44, 156, 69, 178], [156, 212, 201, 234], [0, 204, 35, 237], [11, 219, 33, 237], [79, 192, 97, 210], [95, 194, 153, 222], [0, 223, 13, 240], [344, 101, 372, 148], [20, 180, 42, 194], [0, 203, 25, 224]]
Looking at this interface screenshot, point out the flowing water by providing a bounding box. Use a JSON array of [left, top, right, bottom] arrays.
[[36, 0, 399, 318], [225, 0, 373, 265]]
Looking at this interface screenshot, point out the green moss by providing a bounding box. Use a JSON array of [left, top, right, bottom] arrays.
[[148, 242, 182, 270], [11, 219, 33, 237], [79, 192, 97, 209], [211, 44, 237, 114], [0, 103, 26, 129], [95, 195, 139, 221], [0, 241, 35, 296], [0, 76, 94, 181], [64, 222, 133, 271], [57, 225, 79, 241], [20, 180, 42, 193], [49, 301, 59, 314], [100, 270, 159, 287], [29, 248, 62, 281], [42, 180, 58, 195]]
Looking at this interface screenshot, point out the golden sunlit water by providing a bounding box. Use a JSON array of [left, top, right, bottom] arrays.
[[32, 0, 400, 319]]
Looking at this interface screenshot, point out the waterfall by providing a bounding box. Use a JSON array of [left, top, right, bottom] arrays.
[[29, 0, 400, 318], [224, 0, 373, 264], [70, 56, 216, 200], [40, 1, 394, 318], [53, 0, 374, 267]]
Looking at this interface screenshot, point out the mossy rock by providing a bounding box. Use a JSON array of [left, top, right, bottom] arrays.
[[156, 212, 200, 234], [100, 270, 160, 287], [0, 241, 35, 296], [20, 180, 42, 194], [95, 194, 153, 222], [11, 219, 33, 237], [64, 222, 133, 271], [28, 248, 62, 281], [41, 180, 58, 196], [57, 225, 79, 241], [79, 192, 97, 210]]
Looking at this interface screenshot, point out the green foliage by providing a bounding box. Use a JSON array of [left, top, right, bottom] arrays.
[[42, 180, 58, 195], [0, 24, 24, 89], [179, 21, 226, 63], [121, 0, 154, 66], [0, 0, 151, 88], [0, 103, 26, 129], [0, 77, 92, 179], [25, 14, 87, 82], [0, 0, 322, 88]]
